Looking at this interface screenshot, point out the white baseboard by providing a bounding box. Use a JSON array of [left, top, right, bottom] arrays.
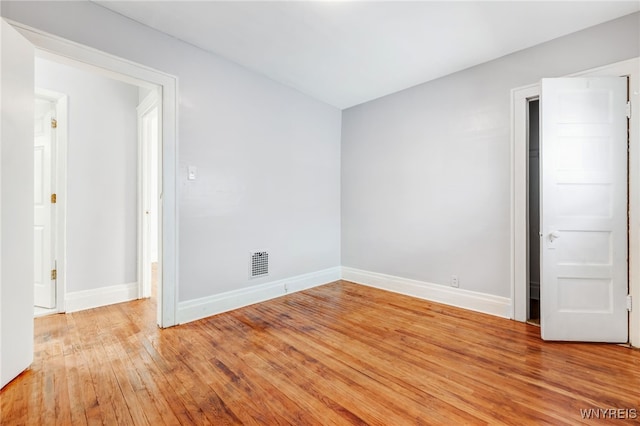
[[177, 267, 341, 325], [341, 267, 512, 318], [65, 282, 139, 313]]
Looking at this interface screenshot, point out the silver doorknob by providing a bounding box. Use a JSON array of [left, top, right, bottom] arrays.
[[549, 231, 560, 242]]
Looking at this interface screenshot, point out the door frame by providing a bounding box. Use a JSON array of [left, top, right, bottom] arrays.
[[10, 19, 179, 328], [34, 88, 67, 313], [511, 57, 640, 346]]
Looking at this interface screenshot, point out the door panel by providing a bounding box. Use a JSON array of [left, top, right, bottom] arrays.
[[34, 100, 55, 308], [0, 19, 35, 389], [540, 77, 628, 342]]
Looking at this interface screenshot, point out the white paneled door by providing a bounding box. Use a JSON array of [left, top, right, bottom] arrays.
[[540, 77, 628, 342], [1, 18, 35, 389], [34, 99, 56, 308]]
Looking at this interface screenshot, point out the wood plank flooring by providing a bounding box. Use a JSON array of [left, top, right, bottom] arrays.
[[1, 280, 639, 425]]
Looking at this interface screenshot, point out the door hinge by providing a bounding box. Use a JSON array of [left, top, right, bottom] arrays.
[[51, 118, 57, 129], [626, 101, 631, 119], [627, 294, 632, 312], [51, 269, 57, 280], [51, 193, 57, 204]]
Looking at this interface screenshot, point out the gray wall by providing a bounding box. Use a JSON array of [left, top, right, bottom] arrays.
[[2, 1, 342, 302], [341, 12, 640, 298], [3, 2, 637, 304], [35, 57, 139, 292]]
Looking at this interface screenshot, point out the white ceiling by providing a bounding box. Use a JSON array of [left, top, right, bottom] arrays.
[[94, 1, 640, 109]]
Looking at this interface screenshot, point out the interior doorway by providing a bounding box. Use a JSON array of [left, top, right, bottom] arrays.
[[33, 88, 67, 317], [511, 58, 639, 345], [33, 53, 163, 321], [527, 99, 540, 325], [138, 91, 160, 300], [33, 96, 56, 313], [0, 20, 178, 388]]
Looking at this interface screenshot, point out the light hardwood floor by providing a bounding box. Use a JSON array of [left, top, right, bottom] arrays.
[[2, 281, 639, 425]]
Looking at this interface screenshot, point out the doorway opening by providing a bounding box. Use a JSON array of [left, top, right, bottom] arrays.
[[527, 99, 540, 325], [32, 52, 162, 322], [33, 89, 67, 317], [138, 90, 160, 301], [1, 21, 178, 388], [512, 58, 639, 345]]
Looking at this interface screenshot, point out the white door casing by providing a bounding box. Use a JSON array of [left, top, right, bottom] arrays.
[[540, 77, 628, 342], [1, 18, 178, 389], [0, 18, 35, 389], [8, 19, 179, 328], [34, 99, 56, 309]]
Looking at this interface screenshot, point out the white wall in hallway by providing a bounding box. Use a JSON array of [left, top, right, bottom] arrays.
[[35, 57, 139, 292]]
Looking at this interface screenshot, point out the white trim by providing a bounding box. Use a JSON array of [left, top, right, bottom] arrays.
[[9, 19, 180, 328], [65, 282, 138, 313], [629, 66, 640, 349], [177, 267, 341, 325], [510, 84, 540, 322], [35, 88, 68, 314], [510, 57, 640, 346], [342, 267, 512, 319]]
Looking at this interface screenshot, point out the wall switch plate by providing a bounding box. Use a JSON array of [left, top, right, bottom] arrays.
[[188, 165, 197, 180], [451, 275, 459, 288]]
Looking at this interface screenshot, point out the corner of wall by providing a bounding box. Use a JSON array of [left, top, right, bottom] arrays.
[[65, 282, 139, 313], [341, 267, 512, 319], [177, 267, 341, 325]]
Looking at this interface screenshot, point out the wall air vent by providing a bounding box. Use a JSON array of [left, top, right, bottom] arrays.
[[250, 251, 269, 278]]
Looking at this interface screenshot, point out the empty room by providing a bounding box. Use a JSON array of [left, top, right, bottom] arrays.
[[1, 1, 639, 424]]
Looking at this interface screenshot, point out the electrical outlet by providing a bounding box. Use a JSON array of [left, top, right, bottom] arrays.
[[284, 283, 288, 293], [451, 275, 459, 288]]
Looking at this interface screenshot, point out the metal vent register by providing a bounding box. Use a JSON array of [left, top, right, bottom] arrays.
[[250, 251, 269, 278]]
